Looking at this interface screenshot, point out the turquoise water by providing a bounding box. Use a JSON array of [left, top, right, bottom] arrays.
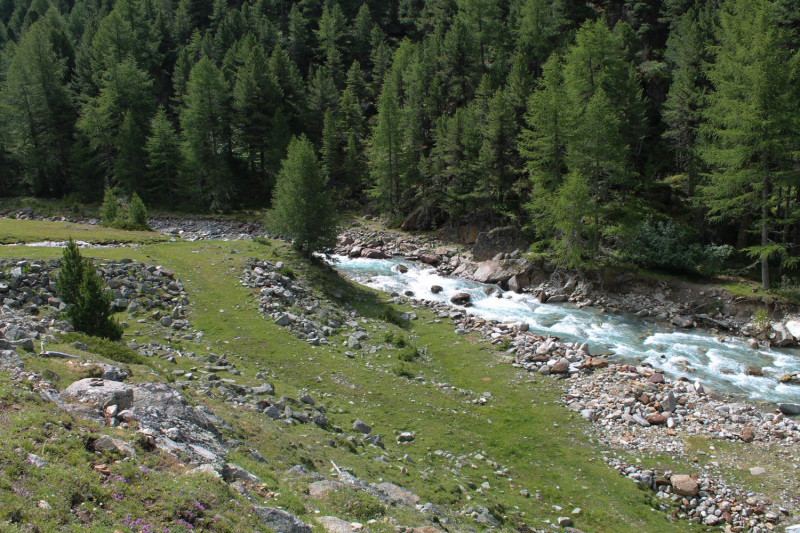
[[333, 255, 800, 404]]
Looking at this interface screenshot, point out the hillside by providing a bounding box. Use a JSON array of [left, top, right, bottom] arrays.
[[0, 218, 797, 532]]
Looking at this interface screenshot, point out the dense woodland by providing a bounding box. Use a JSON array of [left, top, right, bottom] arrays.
[[1, 0, 800, 285]]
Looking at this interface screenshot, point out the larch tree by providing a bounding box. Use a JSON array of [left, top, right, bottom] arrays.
[[700, 0, 799, 290], [269, 135, 337, 258]]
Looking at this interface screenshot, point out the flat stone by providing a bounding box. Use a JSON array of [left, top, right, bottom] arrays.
[[670, 475, 698, 497], [316, 516, 364, 533], [93, 435, 136, 457], [749, 467, 766, 476], [374, 482, 420, 506], [308, 480, 344, 499], [778, 403, 800, 416]]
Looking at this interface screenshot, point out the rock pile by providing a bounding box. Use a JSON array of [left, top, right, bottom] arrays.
[[150, 216, 262, 241], [564, 364, 799, 450], [241, 259, 353, 345], [604, 456, 787, 532]]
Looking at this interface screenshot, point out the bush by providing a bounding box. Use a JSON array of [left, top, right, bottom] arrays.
[[60, 333, 144, 365], [129, 192, 149, 228], [620, 216, 733, 275], [101, 187, 118, 222], [277, 265, 295, 279], [397, 345, 418, 362], [392, 361, 415, 378]]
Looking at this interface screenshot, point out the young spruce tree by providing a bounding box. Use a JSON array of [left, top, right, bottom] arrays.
[[58, 238, 123, 339], [269, 135, 337, 258]]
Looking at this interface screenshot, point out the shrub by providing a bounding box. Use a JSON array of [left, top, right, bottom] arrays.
[[392, 361, 415, 378], [101, 187, 118, 222], [397, 345, 418, 362], [620, 216, 733, 275], [753, 309, 770, 332], [60, 333, 144, 365], [128, 192, 149, 228], [277, 265, 295, 279]]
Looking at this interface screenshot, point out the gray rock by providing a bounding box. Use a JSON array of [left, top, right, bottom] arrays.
[[316, 516, 360, 533], [374, 482, 420, 506], [431, 285, 443, 294], [300, 393, 315, 405], [472, 227, 529, 261], [450, 292, 471, 305], [308, 480, 344, 499], [353, 419, 372, 434], [347, 336, 361, 349], [253, 383, 275, 396], [778, 403, 800, 416], [671, 315, 693, 328], [252, 507, 312, 533], [275, 314, 291, 327], [0, 349, 23, 371], [61, 378, 134, 410], [93, 435, 136, 456], [264, 405, 281, 419], [160, 316, 172, 327], [26, 453, 47, 468], [223, 463, 261, 483]]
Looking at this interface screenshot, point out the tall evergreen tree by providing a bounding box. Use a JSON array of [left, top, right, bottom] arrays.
[[179, 56, 234, 211], [145, 107, 182, 209], [269, 135, 337, 257], [369, 78, 405, 212], [700, 0, 798, 290]]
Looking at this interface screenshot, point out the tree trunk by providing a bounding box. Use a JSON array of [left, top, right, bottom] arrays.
[[762, 173, 770, 290]]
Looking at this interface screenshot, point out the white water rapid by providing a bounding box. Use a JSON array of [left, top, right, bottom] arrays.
[[332, 255, 800, 405]]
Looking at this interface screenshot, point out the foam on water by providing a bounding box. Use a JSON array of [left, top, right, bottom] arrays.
[[333, 255, 800, 404]]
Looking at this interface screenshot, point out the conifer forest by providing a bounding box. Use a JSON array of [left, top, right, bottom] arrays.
[[1, 0, 800, 285]]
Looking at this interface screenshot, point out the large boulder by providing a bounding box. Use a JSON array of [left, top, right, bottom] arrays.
[[360, 248, 388, 259], [62, 379, 225, 465], [472, 227, 529, 261], [0, 349, 23, 371], [61, 378, 135, 410], [508, 273, 530, 293], [472, 260, 528, 284], [373, 482, 420, 506], [450, 292, 471, 305]]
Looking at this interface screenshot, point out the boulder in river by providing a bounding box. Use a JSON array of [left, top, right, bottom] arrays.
[[450, 292, 471, 305], [431, 285, 443, 294], [778, 403, 800, 416], [472, 260, 527, 284]]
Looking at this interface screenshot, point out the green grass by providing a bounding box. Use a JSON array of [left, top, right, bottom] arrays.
[[0, 219, 166, 244], [0, 224, 774, 532]]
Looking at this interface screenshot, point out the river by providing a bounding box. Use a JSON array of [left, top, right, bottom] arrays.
[[332, 255, 800, 405]]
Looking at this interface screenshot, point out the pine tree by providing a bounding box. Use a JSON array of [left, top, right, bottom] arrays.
[[179, 56, 234, 211], [233, 46, 288, 194], [369, 78, 405, 212], [700, 0, 798, 290], [1, 20, 75, 196], [57, 237, 85, 306], [269, 135, 337, 257], [661, 7, 709, 196], [68, 264, 123, 339], [102, 186, 118, 222], [145, 107, 182, 210], [128, 191, 148, 227], [519, 54, 569, 219], [58, 237, 123, 339]]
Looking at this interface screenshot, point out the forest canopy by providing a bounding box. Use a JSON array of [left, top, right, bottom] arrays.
[[1, 0, 799, 287]]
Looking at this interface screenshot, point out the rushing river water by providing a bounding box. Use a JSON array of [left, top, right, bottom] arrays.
[[332, 255, 800, 405]]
